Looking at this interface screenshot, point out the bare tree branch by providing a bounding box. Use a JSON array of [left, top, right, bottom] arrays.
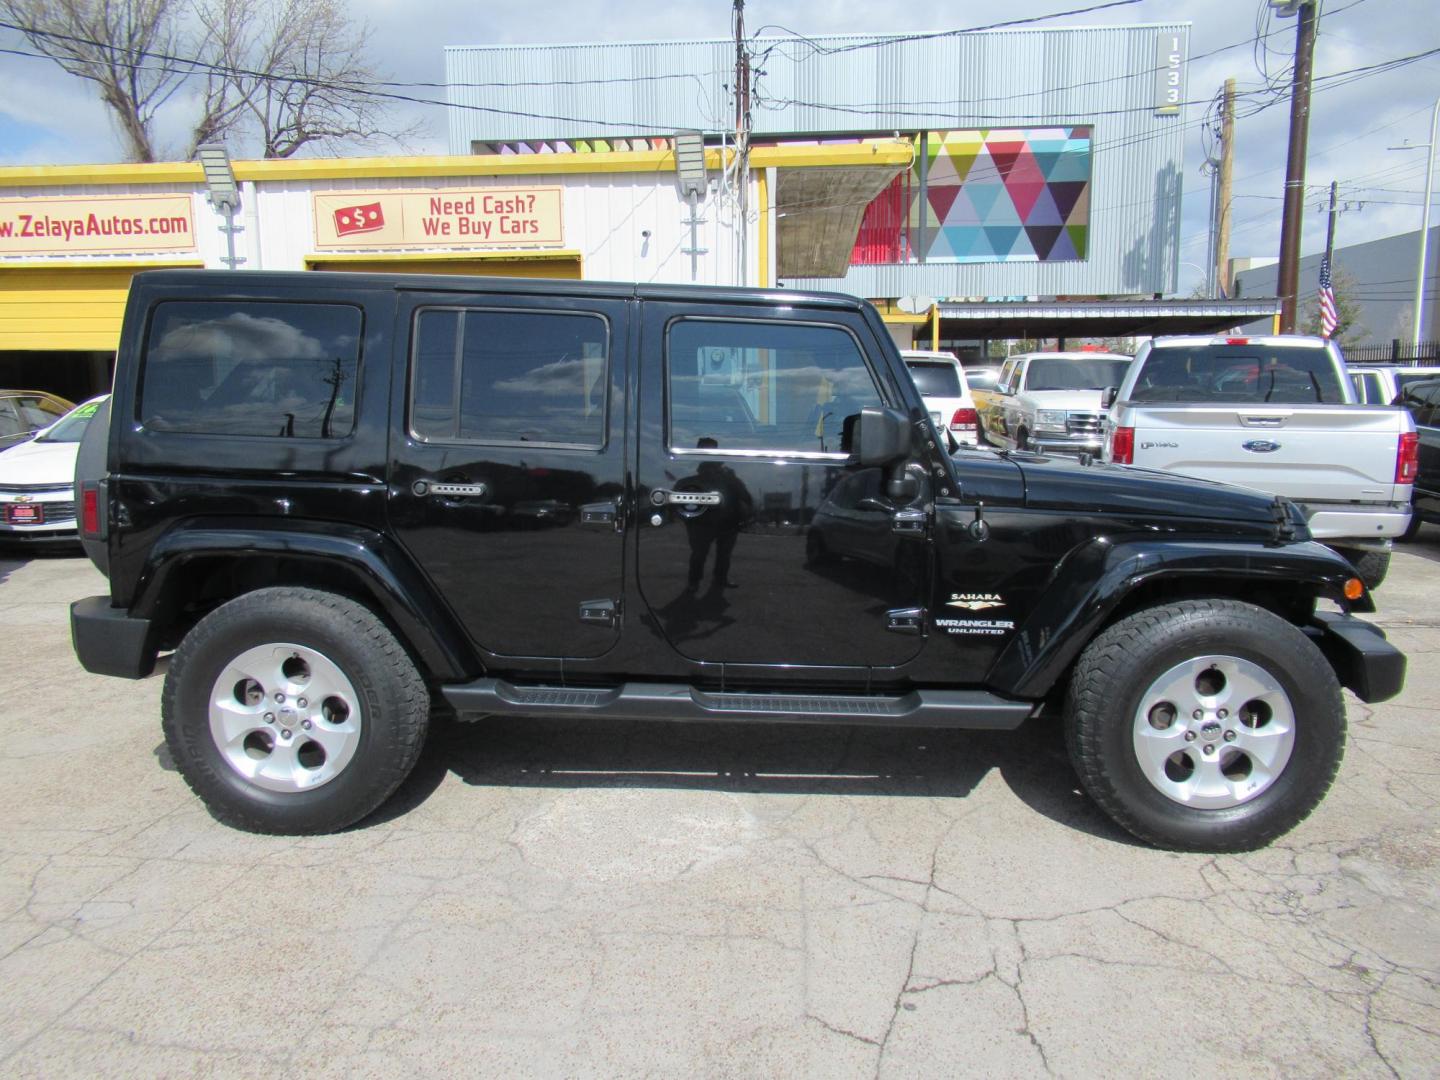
[[1, 0, 192, 162]]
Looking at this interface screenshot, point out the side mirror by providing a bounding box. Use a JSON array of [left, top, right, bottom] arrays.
[[855, 406, 911, 466], [1100, 386, 1118, 410]]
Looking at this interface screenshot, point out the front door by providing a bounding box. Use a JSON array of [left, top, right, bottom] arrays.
[[388, 291, 628, 660], [635, 302, 929, 672]]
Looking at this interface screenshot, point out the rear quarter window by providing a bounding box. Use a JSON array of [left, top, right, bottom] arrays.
[[139, 301, 363, 438]]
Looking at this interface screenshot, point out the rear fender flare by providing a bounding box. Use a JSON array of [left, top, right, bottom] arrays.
[[131, 521, 476, 682], [987, 538, 1367, 699]]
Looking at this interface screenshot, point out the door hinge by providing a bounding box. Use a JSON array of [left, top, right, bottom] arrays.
[[892, 508, 928, 536], [886, 607, 926, 635], [579, 598, 619, 628]]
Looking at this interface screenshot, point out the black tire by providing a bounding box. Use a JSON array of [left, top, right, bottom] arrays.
[[1065, 599, 1345, 852], [162, 587, 429, 834], [1400, 512, 1423, 542], [805, 529, 831, 566], [1332, 547, 1390, 590]]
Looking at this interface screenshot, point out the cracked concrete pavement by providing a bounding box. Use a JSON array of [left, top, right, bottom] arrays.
[[1, 537, 1438, 1078]]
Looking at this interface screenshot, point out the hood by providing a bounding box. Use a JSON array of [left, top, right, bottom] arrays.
[[1015, 450, 1295, 528], [0, 438, 80, 486], [1023, 389, 1107, 410]]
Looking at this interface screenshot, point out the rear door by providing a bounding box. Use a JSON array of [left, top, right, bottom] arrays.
[[634, 301, 929, 672], [388, 291, 628, 660]]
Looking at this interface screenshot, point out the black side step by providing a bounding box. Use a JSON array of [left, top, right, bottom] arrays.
[[442, 679, 1036, 730]]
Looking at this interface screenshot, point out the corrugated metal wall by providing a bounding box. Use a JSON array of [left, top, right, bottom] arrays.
[[446, 26, 1189, 297]]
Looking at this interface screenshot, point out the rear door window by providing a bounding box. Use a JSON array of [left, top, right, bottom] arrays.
[[409, 307, 609, 448], [140, 301, 362, 438], [1131, 345, 1345, 403]]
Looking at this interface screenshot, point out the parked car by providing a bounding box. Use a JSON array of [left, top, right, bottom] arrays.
[[900, 349, 978, 444], [0, 390, 73, 451], [70, 270, 1403, 852], [1395, 378, 1440, 538], [1348, 363, 1440, 406], [0, 395, 106, 543], [980, 352, 1132, 454], [1103, 335, 1416, 588]]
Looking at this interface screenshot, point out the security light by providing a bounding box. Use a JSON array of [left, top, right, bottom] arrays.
[[674, 131, 708, 199], [196, 143, 239, 211]]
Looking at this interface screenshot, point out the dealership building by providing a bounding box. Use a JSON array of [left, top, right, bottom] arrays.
[[0, 21, 1276, 402]]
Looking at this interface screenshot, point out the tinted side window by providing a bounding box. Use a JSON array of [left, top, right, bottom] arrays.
[[667, 319, 883, 454], [411, 308, 608, 448], [0, 401, 20, 439], [141, 301, 362, 438], [1352, 372, 1383, 404]]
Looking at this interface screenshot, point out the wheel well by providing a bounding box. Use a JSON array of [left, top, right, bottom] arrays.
[[146, 554, 429, 668], [1036, 575, 1319, 716]]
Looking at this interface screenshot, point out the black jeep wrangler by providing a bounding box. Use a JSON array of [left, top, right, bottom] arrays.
[[71, 270, 1404, 850]]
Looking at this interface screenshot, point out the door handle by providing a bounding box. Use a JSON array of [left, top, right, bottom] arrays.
[[413, 480, 488, 498], [650, 489, 722, 508]]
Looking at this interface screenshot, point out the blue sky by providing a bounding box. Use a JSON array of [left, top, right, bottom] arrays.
[[1, 0, 1435, 296]]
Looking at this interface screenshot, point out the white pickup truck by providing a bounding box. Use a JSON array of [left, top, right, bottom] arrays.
[[1103, 334, 1418, 588]]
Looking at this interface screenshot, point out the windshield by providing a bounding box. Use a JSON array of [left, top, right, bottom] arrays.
[[1025, 358, 1130, 392], [1130, 345, 1344, 404], [36, 399, 103, 444], [905, 361, 962, 397]]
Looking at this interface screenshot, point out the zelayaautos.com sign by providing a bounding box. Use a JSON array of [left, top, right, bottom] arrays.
[[0, 194, 197, 255]]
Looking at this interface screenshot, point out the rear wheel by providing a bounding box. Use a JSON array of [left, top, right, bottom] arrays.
[[1065, 599, 1345, 852], [162, 587, 429, 834]]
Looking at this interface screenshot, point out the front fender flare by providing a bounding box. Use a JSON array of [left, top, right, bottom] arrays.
[[131, 520, 476, 682], [986, 538, 1367, 699]]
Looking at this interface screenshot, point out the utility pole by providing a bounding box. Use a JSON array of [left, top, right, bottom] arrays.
[[1215, 78, 1236, 297], [1322, 180, 1338, 268], [733, 0, 751, 287], [1275, 1, 1318, 333]]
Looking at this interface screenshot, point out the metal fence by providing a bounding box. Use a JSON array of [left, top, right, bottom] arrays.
[[1344, 340, 1440, 364]]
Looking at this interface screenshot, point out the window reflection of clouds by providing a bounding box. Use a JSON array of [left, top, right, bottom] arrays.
[[153, 312, 328, 363]]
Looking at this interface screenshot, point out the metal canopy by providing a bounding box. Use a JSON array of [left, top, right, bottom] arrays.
[[936, 298, 1282, 339], [776, 165, 906, 279]]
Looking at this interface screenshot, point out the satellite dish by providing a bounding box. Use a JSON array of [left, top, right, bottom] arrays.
[[896, 295, 936, 314]]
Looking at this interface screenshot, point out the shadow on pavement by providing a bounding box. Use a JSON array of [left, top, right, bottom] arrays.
[[1395, 524, 1440, 566], [364, 710, 1137, 846]]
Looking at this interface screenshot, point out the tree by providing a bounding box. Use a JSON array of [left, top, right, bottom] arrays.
[[2, 0, 414, 161], [1302, 263, 1366, 349], [1, 0, 190, 162], [190, 0, 411, 158]]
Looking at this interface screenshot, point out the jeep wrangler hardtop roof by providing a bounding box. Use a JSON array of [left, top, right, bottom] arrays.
[[129, 269, 869, 311]]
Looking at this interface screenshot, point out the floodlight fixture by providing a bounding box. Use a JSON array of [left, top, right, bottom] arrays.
[[674, 131, 708, 200], [1267, 0, 1303, 16], [196, 143, 239, 211]]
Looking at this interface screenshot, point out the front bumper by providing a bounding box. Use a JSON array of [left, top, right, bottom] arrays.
[[1029, 433, 1103, 456], [1307, 612, 1405, 703], [0, 488, 78, 540], [71, 595, 156, 679]]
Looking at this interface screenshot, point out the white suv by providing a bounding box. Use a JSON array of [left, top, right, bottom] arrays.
[[900, 350, 979, 445], [982, 351, 1131, 454]]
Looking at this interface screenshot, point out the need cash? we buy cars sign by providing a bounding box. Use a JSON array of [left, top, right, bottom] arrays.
[[313, 187, 564, 250]]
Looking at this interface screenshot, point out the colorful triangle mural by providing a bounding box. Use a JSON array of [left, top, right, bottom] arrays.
[[850, 125, 1092, 266]]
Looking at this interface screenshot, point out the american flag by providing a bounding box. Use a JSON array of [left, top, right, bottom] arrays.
[[1318, 254, 1339, 339]]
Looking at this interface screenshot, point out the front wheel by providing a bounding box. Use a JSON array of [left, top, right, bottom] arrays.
[[1065, 599, 1345, 852], [162, 587, 430, 834]]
